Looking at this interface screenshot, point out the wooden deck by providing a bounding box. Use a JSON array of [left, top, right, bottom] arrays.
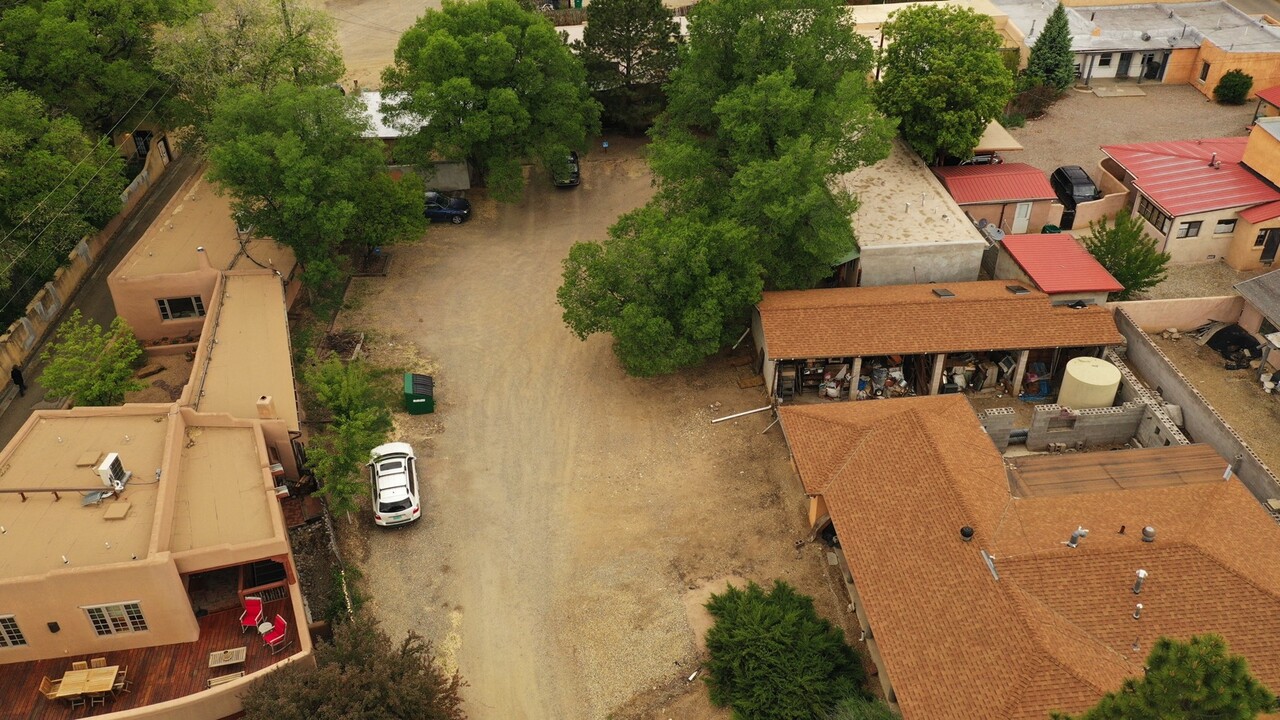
[[1009, 444, 1228, 497], [2, 599, 297, 720]]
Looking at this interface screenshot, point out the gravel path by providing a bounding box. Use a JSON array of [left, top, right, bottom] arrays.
[[1133, 262, 1269, 300], [1008, 83, 1255, 177]]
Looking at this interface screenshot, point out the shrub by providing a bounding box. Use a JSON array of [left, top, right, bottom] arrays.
[[705, 580, 866, 720], [1214, 69, 1253, 105]]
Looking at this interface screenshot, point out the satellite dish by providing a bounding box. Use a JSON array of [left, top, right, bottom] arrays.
[[987, 227, 1006, 242], [977, 218, 990, 229]]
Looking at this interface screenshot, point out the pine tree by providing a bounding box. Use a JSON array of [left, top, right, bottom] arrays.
[[1024, 3, 1075, 92], [1082, 211, 1170, 300]]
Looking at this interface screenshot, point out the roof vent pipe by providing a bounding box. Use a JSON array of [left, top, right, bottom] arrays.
[[1067, 526, 1089, 548], [1133, 569, 1148, 594], [1142, 526, 1156, 543], [961, 526, 975, 542], [1209, 152, 1218, 168], [1133, 603, 1143, 620]]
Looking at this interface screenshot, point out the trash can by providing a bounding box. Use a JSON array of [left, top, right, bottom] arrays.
[[1041, 224, 1061, 234], [403, 373, 435, 415]]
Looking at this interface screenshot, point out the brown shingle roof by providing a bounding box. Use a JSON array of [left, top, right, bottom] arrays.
[[779, 396, 1280, 720], [757, 281, 1122, 360]]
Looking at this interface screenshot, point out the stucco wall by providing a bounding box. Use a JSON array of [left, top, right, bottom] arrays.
[[859, 241, 987, 287], [962, 199, 1062, 234], [108, 267, 220, 343], [1193, 43, 1280, 101], [1158, 207, 1252, 262], [1243, 124, 1280, 186], [1225, 215, 1280, 270], [1109, 296, 1244, 331], [1072, 190, 1130, 230]]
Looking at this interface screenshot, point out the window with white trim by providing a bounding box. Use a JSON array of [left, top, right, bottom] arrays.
[[84, 602, 147, 636], [1214, 219, 1237, 235], [1098, 54, 1113, 67], [0, 616, 26, 647], [157, 296, 205, 321], [1177, 221, 1202, 238], [1137, 197, 1172, 235]]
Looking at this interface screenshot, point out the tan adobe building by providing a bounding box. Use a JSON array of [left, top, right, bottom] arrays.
[[108, 171, 300, 344], [779, 394, 1280, 719]]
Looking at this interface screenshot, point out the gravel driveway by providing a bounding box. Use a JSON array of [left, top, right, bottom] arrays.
[[334, 141, 848, 720], [1008, 83, 1255, 176]]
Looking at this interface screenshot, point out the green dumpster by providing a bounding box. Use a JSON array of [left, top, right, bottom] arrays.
[[404, 373, 435, 415], [1041, 224, 1061, 234]]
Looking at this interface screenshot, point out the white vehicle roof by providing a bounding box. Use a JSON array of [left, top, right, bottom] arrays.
[[371, 441, 415, 459]]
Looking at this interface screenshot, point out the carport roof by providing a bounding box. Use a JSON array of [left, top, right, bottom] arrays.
[[1102, 137, 1280, 216], [756, 280, 1122, 360], [1235, 269, 1280, 323], [777, 395, 1280, 720], [1000, 233, 1123, 295], [932, 163, 1056, 205]]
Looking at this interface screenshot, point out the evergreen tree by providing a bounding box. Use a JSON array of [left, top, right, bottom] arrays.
[[1053, 635, 1274, 720], [1082, 211, 1170, 300], [578, 0, 681, 133], [1023, 3, 1075, 92]]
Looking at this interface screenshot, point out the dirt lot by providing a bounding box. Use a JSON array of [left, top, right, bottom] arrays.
[[1008, 83, 1255, 176], [333, 142, 852, 720], [1150, 335, 1280, 474], [1132, 262, 1269, 301]]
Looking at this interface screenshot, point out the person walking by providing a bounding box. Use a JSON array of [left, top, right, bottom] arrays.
[[10, 364, 26, 397]]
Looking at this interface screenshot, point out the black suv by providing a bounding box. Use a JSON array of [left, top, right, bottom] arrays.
[[1050, 166, 1102, 230]]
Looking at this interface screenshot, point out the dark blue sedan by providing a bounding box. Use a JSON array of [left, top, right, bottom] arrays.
[[425, 192, 471, 224]]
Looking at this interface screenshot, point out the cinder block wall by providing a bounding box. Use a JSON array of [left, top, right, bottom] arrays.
[[1107, 348, 1189, 447], [977, 407, 1015, 452], [1027, 402, 1146, 450]]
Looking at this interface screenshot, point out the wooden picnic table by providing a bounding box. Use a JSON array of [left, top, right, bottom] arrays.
[[55, 666, 118, 698]]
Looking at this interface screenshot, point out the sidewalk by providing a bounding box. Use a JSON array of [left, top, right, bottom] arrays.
[[0, 152, 201, 446]]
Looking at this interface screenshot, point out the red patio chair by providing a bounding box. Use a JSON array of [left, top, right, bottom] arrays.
[[262, 614, 290, 654], [239, 596, 264, 633]]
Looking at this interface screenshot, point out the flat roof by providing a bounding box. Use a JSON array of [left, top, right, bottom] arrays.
[[0, 410, 170, 579], [169, 425, 276, 553], [1000, 233, 1124, 294], [757, 280, 1123, 359], [834, 139, 987, 248], [190, 273, 299, 430], [779, 395, 1280, 720], [933, 162, 1056, 204], [112, 171, 296, 279], [1102, 137, 1280, 216]]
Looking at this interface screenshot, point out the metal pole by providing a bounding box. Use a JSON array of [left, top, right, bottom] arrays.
[[712, 405, 773, 424], [730, 327, 752, 350]]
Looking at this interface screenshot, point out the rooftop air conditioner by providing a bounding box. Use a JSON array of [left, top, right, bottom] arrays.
[[97, 453, 131, 492]]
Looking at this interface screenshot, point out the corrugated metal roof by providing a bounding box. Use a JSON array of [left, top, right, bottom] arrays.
[[1239, 199, 1280, 224], [1257, 85, 1280, 108], [1235, 269, 1280, 323], [933, 163, 1057, 205], [1102, 138, 1280, 216], [1001, 233, 1124, 295]]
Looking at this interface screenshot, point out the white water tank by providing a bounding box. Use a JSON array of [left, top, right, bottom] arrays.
[[1058, 357, 1122, 409]]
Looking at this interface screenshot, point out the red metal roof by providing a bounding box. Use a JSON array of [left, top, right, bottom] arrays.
[[1102, 138, 1280, 216], [1001, 233, 1124, 295], [1240, 199, 1280, 224], [1257, 85, 1280, 108], [932, 163, 1057, 205]]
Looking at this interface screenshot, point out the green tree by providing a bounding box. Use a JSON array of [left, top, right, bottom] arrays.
[[1023, 3, 1075, 92], [705, 580, 866, 720], [381, 0, 601, 202], [241, 613, 467, 720], [0, 0, 200, 133], [1052, 635, 1275, 720], [876, 4, 1014, 164], [205, 83, 426, 290], [1082, 211, 1170, 300], [577, 0, 681, 134], [39, 310, 145, 406], [0, 87, 126, 301], [559, 207, 762, 376], [829, 697, 897, 720], [152, 0, 345, 144], [1214, 69, 1254, 105], [302, 357, 394, 517]]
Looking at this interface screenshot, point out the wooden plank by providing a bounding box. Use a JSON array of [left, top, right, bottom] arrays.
[[1010, 445, 1227, 497]]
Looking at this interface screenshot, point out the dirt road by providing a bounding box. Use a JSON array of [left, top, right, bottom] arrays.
[[336, 143, 849, 719]]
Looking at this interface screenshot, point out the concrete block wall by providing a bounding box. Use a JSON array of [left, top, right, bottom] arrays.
[[1027, 402, 1146, 451], [1115, 308, 1280, 505], [977, 407, 1015, 452], [1106, 348, 1189, 447]]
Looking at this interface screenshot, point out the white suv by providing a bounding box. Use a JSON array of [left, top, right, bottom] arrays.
[[369, 442, 421, 526]]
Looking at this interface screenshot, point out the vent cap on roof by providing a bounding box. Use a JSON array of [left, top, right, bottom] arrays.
[[1005, 285, 1030, 295], [932, 288, 955, 298], [960, 526, 975, 542]]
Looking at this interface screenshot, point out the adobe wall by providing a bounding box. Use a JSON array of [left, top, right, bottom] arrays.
[[1109, 296, 1244, 331], [1115, 308, 1280, 502]]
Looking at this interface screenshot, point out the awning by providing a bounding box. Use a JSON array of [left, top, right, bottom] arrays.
[[975, 121, 1024, 153]]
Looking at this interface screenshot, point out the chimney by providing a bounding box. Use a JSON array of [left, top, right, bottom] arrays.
[[1133, 603, 1143, 620], [256, 395, 277, 420], [1067, 526, 1089, 548], [1133, 569, 1148, 594], [1142, 526, 1156, 543]]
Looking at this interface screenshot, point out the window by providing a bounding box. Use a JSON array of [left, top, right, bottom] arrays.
[[1137, 197, 1173, 234], [157, 296, 205, 321], [1177, 221, 1203, 238], [1200, 61, 1211, 82], [0, 616, 26, 648], [84, 603, 147, 636], [1098, 54, 1113, 67], [1215, 219, 1237, 235]]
